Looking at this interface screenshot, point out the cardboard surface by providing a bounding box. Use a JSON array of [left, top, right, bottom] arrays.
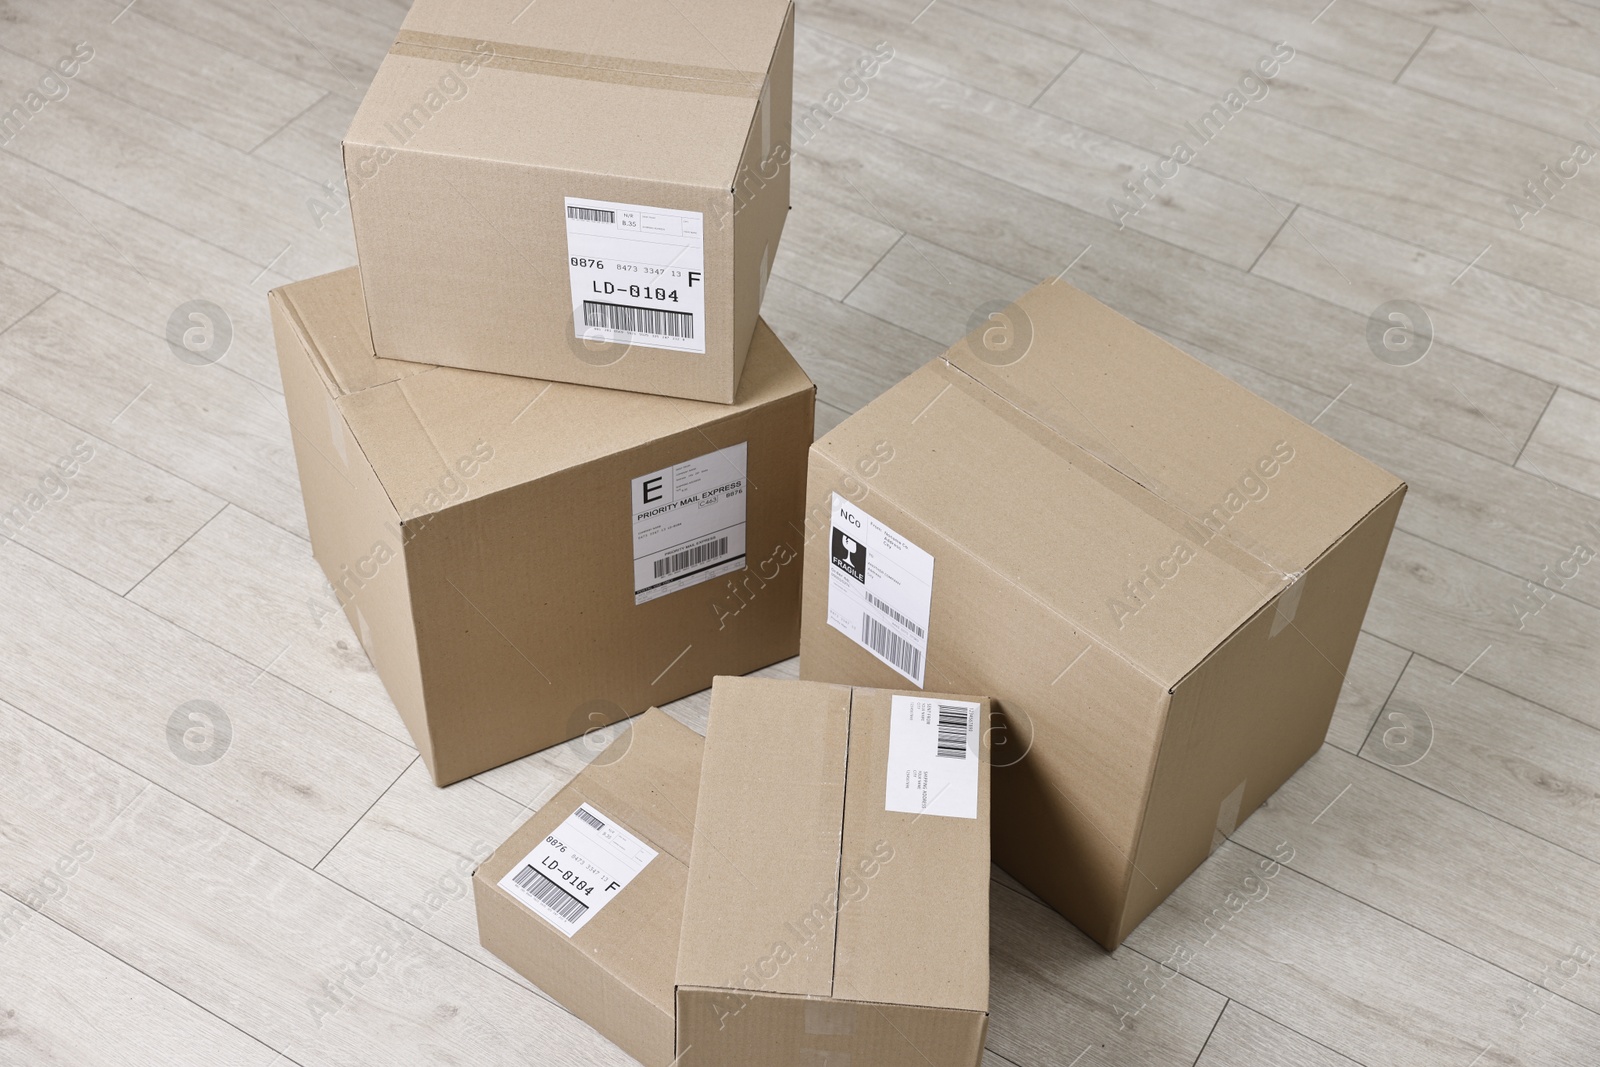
[[676, 677, 989, 1067], [474, 709, 703, 1067], [344, 0, 794, 402], [270, 267, 815, 785], [799, 279, 1405, 948]]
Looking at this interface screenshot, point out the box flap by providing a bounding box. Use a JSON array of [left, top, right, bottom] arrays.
[[813, 280, 1403, 686], [677, 676, 851, 999], [272, 268, 813, 520], [832, 688, 989, 1013], [269, 268, 431, 398], [476, 708, 703, 1019], [347, 0, 792, 187]]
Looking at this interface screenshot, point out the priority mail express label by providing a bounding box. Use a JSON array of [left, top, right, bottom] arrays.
[[885, 695, 980, 820], [565, 196, 706, 354], [826, 493, 934, 686], [632, 442, 748, 604], [498, 803, 657, 937]]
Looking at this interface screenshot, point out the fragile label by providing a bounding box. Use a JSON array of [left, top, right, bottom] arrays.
[[632, 443, 747, 604], [885, 695, 980, 820], [498, 803, 657, 936], [565, 197, 706, 354], [826, 494, 934, 686]]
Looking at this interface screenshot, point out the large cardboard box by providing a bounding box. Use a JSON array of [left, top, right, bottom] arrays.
[[343, 0, 795, 403], [676, 677, 990, 1067], [799, 279, 1406, 949], [268, 267, 814, 785], [475, 709, 702, 1067]]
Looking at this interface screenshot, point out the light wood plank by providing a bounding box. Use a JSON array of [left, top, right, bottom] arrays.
[[760, 274, 946, 414], [1324, 629, 1411, 754], [0, 293, 307, 536], [794, 27, 1286, 270], [1235, 743, 1600, 1016], [0, 0, 326, 153], [0, 699, 636, 1067], [1518, 388, 1600, 498], [0, 539, 414, 866], [126, 504, 409, 745], [1036, 50, 1600, 317], [1376, 0, 1600, 80], [1365, 530, 1600, 733], [1153, 0, 1432, 81], [1194, 1001, 1360, 1067], [1399, 29, 1600, 136], [1251, 206, 1600, 399], [0, 48, 353, 280], [799, 0, 1079, 105], [1125, 840, 1600, 1066], [251, 90, 363, 187], [0, 905, 280, 1067], [1316, 401, 1600, 613], [0, 150, 300, 393], [0, 391, 224, 595], [1364, 655, 1600, 866], [791, 120, 1555, 463], [987, 882, 1226, 1066], [315, 760, 552, 996], [0, 262, 55, 330], [845, 233, 1038, 346], [771, 190, 902, 302]]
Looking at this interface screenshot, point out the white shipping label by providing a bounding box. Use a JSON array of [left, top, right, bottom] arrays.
[[498, 803, 658, 937], [632, 442, 748, 604], [826, 493, 934, 686], [885, 695, 981, 820], [565, 197, 706, 354]]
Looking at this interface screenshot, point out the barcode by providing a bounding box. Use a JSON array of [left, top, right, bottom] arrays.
[[584, 300, 695, 340], [512, 864, 589, 923], [567, 205, 615, 223], [936, 704, 970, 759], [575, 807, 605, 831], [653, 537, 729, 579], [865, 592, 925, 639], [862, 612, 921, 679]]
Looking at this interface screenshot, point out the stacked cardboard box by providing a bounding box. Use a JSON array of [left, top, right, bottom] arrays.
[[267, 0, 1408, 1059], [799, 278, 1405, 949]]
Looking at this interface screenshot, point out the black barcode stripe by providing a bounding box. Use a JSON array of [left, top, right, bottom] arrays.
[[584, 300, 694, 340], [862, 612, 921, 678], [567, 205, 615, 223], [575, 807, 605, 831], [865, 592, 925, 639], [653, 537, 728, 579], [936, 703, 970, 760], [512, 865, 589, 923]]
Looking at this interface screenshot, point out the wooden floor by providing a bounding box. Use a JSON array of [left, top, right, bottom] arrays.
[[2, 0, 1598, 1063]]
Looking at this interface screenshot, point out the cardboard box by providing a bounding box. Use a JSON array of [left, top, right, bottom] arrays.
[[343, 0, 795, 403], [676, 677, 990, 1067], [475, 708, 702, 1067], [268, 267, 814, 785], [799, 279, 1406, 949]]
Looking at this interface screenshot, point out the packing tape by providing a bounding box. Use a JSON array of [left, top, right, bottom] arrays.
[[390, 30, 767, 98], [935, 360, 1292, 598], [1270, 571, 1306, 637], [803, 999, 857, 1036], [801, 1053, 852, 1066], [1212, 779, 1245, 852]]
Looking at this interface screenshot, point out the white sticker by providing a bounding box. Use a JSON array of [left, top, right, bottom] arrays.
[[632, 442, 747, 604], [565, 197, 706, 354], [885, 695, 980, 820], [826, 493, 934, 686], [498, 803, 658, 937]]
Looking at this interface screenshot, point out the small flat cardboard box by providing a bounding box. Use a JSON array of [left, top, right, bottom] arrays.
[[800, 279, 1406, 949], [676, 677, 990, 1067], [344, 0, 795, 403], [475, 708, 702, 1067], [268, 267, 814, 785]]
